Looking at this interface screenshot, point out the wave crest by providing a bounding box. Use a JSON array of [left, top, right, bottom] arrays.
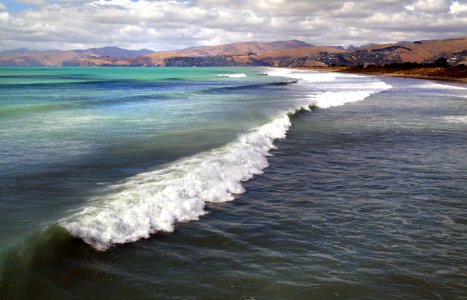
[[62, 116, 290, 250], [217, 73, 247, 78], [266, 68, 337, 82]]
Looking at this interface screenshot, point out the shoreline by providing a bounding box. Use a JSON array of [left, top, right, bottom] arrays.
[[1, 65, 465, 84], [299, 66, 467, 84]]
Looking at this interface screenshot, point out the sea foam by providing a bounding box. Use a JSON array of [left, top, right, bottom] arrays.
[[62, 69, 392, 250], [218, 73, 247, 78], [414, 82, 467, 91], [443, 116, 467, 124], [310, 81, 392, 108], [267, 68, 337, 82]]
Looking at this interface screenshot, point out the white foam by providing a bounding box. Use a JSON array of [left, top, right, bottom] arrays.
[[413, 82, 467, 91], [218, 73, 247, 78], [266, 68, 337, 82], [290, 72, 337, 82], [268, 68, 392, 108], [62, 71, 392, 251], [443, 116, 467, 124], [310, 81, 392, 108], [266, 68, 294, 77]]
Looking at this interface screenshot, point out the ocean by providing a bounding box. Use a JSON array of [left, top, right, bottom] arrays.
[[0, 66, 466, 299]]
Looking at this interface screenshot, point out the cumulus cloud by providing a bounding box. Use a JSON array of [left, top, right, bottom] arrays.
[[14, 0, 47, 5], [409, 0, 450, 13], [450, 1, 467, 14], [0, 0, 466, 50]]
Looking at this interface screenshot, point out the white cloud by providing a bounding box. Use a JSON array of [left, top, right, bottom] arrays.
[[0, 0, 465, 51], [0, 11, 8, 21], [14, 0, 47, 5], [92, 0, 135, 7], [450, 1, 467, 14], [410, 0, 450, 13]]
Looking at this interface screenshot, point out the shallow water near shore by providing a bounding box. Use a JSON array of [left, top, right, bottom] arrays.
[[0, 67, 466, 299]]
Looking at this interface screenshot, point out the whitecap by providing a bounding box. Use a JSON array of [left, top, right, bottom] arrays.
[[217, 73, 247, 78], [443, 116, 467, 124], [266, 68, 337, 82], [310, 81, 392, 108], [266, 68, 295, 77]]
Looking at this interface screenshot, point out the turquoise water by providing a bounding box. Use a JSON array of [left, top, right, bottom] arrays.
[[0, 67, 466, 299]]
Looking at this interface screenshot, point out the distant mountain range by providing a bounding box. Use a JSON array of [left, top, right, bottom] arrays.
[[0, 47, 153, 66], [0, 38, 466, 67]]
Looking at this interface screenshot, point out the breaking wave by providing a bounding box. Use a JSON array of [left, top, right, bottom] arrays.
[[266, 68, 338, 82], [218, 73, 248, 78], [62, 69, 392, 250]]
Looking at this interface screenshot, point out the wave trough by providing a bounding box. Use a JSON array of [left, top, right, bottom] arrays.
[[62, 69, 392, 250]]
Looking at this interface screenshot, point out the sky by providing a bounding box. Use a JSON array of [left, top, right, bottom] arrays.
[[0, 0, 466, 51]]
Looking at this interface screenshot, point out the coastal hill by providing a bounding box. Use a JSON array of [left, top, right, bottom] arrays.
[[238, 37, 467, 68], [76, 40, 317, 66], [0, 38, 466, 68], [360, 38, 467, 63], [171, 40, 312, 56], [0, 47, 152, 66]]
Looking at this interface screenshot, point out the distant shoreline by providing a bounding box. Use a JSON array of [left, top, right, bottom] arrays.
[[300, 66, 467, 84]]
